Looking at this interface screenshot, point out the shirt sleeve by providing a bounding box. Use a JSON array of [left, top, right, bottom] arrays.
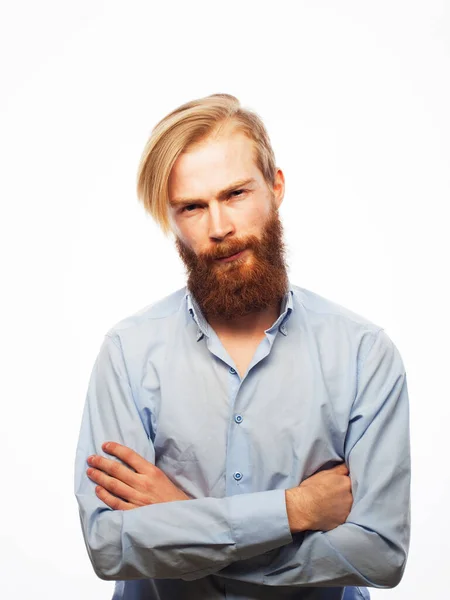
[[213, 328, 411, 589], [74, 333, 293, 581]]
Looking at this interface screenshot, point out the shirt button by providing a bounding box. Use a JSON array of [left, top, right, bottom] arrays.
[[234, 414, 243, 424], [233, 471, 243, 481], [229, 367, 237, 374]]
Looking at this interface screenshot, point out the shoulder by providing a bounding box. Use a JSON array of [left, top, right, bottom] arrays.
[[290, 283, 405, 373], [290, 284, 381, 330], [105, 286, 187, 339]]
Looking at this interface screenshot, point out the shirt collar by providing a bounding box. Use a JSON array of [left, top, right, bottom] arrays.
[[185, 281, 294, 341]]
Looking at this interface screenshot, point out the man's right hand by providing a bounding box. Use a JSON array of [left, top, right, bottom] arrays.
[[285, 463, 353, 533]]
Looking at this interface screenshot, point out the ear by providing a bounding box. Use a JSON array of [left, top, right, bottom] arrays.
[[272, 168, 285, 210]]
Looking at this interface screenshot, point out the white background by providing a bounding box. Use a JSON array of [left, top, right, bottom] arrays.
[[0, 1, 448, 598]]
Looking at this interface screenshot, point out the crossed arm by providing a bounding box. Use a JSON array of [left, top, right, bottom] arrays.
[[85, 442, 352, 532], [74, 329, 410, 587]]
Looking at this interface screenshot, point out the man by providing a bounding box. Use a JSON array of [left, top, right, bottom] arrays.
[[74, 93, 411, 600]]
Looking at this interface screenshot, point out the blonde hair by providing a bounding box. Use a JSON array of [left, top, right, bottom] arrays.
[[136, 93, 277, 235]]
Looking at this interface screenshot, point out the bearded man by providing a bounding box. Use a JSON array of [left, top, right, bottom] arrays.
[[74, 94, 410, 600]]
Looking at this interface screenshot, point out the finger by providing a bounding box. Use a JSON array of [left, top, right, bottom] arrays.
[[332, 463, 349, 474], [88, 455, 138, 487], [95, 485, 138, 511], [87, 467, 142, 504], [102, 442, 154, 474]]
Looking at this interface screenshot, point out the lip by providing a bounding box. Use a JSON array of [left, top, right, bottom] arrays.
[[216, 249, 247, 263]]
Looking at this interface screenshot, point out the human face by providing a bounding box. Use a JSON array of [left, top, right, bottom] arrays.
[[168, 128, 288, 320]]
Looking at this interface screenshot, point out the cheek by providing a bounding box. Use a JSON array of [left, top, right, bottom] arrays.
[[239, 207, 269, 236], [176, 225, 205, 255]]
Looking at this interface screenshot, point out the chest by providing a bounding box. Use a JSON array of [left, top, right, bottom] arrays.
[[141, 332, 354, 499], [217, 335, 264, 378]]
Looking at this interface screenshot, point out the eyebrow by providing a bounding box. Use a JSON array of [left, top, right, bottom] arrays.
[[169, 178, 257, 207]]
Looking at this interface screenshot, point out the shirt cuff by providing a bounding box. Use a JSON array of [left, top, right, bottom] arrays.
[[229, 489, 293, 561]]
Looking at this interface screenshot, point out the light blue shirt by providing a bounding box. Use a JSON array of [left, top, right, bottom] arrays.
[[74, 282, 410, 600]]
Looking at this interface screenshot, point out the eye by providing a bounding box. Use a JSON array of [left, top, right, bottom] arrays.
[[181, 204, 200, 213], [230, 189, 246, 197]]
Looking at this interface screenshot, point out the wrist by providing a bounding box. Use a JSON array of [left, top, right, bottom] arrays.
[[285, 488, 311, 533]]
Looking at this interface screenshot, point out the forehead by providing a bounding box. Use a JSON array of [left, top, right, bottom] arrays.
[[168, 130, 263, 199]]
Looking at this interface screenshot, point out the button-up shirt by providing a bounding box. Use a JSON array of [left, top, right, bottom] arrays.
[[74, 282, 410, 600]]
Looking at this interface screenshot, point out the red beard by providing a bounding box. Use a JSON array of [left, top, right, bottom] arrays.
[[175, 208, 289, 321]]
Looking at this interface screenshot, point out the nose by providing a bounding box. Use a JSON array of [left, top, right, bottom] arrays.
[[208, 202, 235, 241]]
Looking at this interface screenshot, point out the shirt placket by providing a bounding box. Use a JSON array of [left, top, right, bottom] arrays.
[[225, 365, 250, 497]]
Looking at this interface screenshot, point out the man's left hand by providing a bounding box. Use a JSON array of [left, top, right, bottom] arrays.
[[86, 442, 191, 510]]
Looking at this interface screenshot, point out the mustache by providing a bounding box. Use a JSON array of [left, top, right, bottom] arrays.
[[197, 241, 252, 262]]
